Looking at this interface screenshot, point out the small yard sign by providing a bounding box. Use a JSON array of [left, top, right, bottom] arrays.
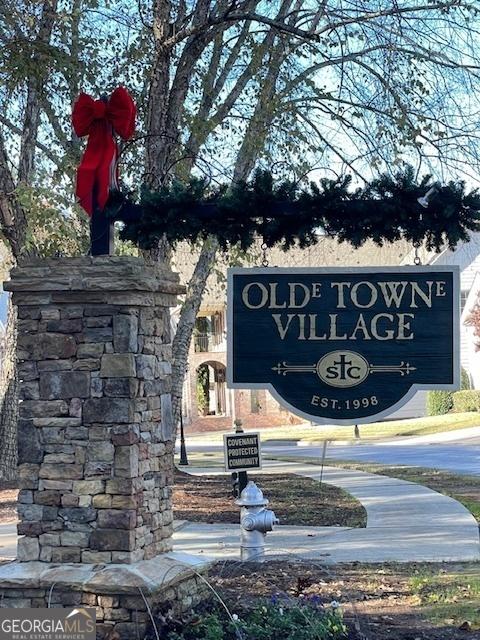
[[227, 266, 460, 425], [224, 432, 262, 472]]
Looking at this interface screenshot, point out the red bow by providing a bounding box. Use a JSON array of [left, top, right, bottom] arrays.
[[72, 87, 136, 216]]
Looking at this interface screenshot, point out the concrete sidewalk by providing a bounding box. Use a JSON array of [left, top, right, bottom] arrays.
[[0, 523, 16, 561], [173, 461, 480, 564], [1, 461, 478, 565]]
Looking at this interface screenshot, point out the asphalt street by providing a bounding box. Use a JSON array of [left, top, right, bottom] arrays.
[[262, 439, 480, 476], [186, 434, 480, 476]]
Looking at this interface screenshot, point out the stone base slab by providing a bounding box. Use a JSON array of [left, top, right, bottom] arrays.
[[0, 553, 210, 639]]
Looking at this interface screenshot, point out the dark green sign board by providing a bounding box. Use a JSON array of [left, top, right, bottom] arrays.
[[227, 267, 460, 425]]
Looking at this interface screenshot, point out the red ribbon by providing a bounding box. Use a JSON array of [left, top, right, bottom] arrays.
[[72, 87, 136, 216]]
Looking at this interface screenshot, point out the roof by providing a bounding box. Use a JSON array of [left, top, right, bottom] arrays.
[[173, 237, 412, 308]]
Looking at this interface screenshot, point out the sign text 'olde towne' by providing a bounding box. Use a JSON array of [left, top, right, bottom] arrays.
[[227, 267, 460, 424]]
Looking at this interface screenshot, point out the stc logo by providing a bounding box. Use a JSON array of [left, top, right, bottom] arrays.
[[316, 351, 369, 388]]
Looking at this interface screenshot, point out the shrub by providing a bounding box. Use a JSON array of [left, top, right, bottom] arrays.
[[196, 365, 209, 415], [452, 390, 480, 413], [427, 390, 453, 416], [166, 600, 347, 640], [461, 367, 472, 390]]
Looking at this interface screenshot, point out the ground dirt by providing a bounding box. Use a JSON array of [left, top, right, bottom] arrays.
[[200, 560, 480, 640], [173, 470, 366, 527], [0, 481, 18, 523]]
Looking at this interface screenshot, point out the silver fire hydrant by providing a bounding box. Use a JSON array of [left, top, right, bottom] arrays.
[[235, 480, 278, 561]]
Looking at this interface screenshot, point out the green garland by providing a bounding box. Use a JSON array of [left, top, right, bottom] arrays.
[[105, 166, 480, 252]]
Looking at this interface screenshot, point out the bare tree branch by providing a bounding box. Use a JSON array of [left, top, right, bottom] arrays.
[[0, 132, 28, 258], [0, 115, 62, 166], [162, 1, 462, 49], [18, 0, 58, 183]]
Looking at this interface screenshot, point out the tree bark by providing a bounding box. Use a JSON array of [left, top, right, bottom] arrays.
[[0, 300, 18, 481], [145, 0, 171, 186], [169, 5, 293, 433], [18, 0, 58, 183], [0, 0, 58, 480], [171, 238, 219, 426], [0, 132, 28, 258]]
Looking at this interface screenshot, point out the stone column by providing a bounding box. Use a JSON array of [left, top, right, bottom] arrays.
[[5, 257, 183, 564], [0, 257, 210, 636]]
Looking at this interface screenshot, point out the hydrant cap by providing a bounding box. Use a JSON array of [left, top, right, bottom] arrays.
[[235, 480, 269, 507]]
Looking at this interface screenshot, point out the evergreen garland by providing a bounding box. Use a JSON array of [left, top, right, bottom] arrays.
[[105, 166, 480, 252]]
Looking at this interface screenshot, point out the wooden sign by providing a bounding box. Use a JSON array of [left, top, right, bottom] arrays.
[[224, 432, 262, 472], [227, 267, 460, 425]]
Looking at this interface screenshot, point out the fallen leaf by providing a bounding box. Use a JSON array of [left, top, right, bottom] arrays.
[[459, 621, 472, 631]]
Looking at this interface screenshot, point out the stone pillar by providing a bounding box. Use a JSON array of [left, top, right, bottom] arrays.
[[0, 258, 210, 636], [5, 257, 183, 564]]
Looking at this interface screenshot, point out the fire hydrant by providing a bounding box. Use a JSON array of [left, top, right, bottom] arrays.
[[235, 480, 278, 561]]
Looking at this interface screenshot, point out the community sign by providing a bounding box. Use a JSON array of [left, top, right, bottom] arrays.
[[227, 266, 460, 425], [224, 432, 262, 472]]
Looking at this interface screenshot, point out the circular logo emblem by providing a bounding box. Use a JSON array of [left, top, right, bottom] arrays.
[[316, 351, 369, 388]]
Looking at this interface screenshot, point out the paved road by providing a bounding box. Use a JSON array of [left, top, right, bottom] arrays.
[[185, 428, 480, 475], [263, 441, 480, 475]]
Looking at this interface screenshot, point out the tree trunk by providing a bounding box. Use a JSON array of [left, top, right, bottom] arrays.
[[161, 3, 293, 436], [169, 26, 287, 435], [0, 300, 18, 480], [171, 238, 219, 429], [19, 0, 58, 183], [0, 0, 58, 481]]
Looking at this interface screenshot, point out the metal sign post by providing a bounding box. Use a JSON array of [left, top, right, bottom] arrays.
[[178, 413, 189, 466], [319, 439, 329, 485]]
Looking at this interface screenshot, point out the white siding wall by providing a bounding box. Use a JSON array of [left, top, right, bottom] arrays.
[[432, 233, 480, 382], [387, 391, 427, 420], [461, 273, 480, 389]]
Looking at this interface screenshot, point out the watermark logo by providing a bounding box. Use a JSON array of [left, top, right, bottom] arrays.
[[0, 607, 96, 640]]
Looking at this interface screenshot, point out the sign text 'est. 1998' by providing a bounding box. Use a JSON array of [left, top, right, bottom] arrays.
[[227, 267, 460, 425]]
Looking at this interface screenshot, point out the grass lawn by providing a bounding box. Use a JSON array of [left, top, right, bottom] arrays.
[[186, 412, 480, 445], [176, 451, 224, 467], [267, 455, 480, 524], [173, 470, 366, 527], [409, 564, 480, 632]]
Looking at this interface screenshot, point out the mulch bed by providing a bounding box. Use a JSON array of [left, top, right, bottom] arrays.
[[204, 561, 478, 640], [173, 470, 366, 528]]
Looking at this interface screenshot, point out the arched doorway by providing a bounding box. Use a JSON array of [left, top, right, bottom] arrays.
[[196, 361, 227, 416]]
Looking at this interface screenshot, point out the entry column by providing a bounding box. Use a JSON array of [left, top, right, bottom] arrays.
[[6, 256, 184, 564]]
